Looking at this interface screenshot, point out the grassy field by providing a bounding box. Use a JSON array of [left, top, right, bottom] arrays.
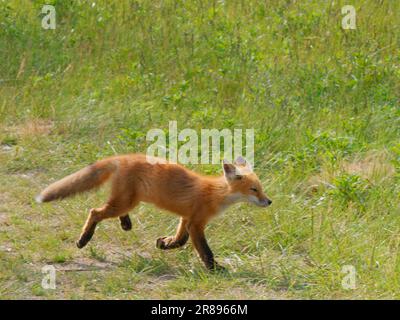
[[0, 0, 399, 299]]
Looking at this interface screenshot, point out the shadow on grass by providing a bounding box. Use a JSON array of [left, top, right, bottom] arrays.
[[120, 253, 177, 278]]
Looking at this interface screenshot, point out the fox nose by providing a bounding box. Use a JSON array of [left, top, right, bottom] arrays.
[[261, 198, 272, 207]]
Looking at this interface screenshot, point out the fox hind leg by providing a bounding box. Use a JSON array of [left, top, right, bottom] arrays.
[[76, 209, 98, 249], [76, 207, 104, 249], [77, 198, 137, 249]]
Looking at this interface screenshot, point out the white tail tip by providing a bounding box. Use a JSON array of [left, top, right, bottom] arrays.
[[35, 194, 44, 203]]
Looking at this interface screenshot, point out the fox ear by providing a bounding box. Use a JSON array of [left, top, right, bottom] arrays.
[[222, 160, 237, 180], [234, 156, 253, 172], [234, 156, 246, 166]]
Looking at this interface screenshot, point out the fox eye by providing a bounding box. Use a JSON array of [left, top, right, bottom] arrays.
[[250, 187, 258, 192]]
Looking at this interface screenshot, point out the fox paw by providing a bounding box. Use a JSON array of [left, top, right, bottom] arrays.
[[120, 216, 132, 231], [76, 222, 97, 249], [76, 238, 88, 249], [208, 262, 228, 273], [156, 236, 177, 250]]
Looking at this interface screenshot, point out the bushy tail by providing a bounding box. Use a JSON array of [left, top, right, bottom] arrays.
[[36, 159, 117, 203]]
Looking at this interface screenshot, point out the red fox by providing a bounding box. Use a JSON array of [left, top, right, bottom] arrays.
[[36, 154, 272, 270]]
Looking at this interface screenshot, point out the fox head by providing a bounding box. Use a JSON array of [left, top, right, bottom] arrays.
[[222, 156, 272, 208]]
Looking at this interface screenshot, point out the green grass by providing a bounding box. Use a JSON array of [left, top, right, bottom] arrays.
[[0, 0, 399, 299]]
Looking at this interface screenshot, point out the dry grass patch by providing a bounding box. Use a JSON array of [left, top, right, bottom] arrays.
[[341, 150, 395, 183], [306, 150, 395, 193]]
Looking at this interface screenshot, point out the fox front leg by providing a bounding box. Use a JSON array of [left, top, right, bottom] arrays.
[[188, 222, 226, 272], [156, 218, 189, 250]]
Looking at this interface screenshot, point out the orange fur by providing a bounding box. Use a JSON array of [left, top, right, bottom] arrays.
[[37, 153, 272, 270]]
